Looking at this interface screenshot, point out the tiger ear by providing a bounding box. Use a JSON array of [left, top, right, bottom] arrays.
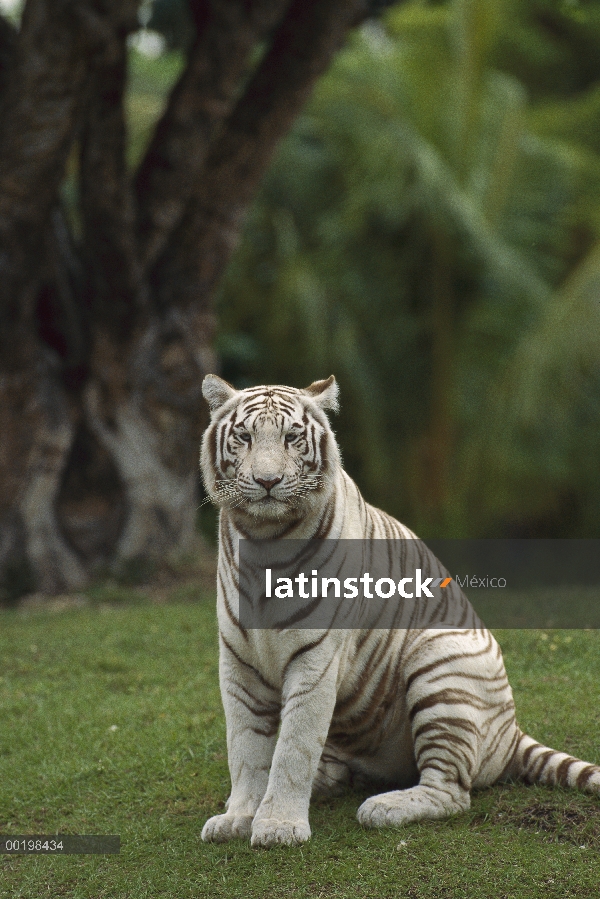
[[202, 374, 237, 414], [302, 375, 339, 413]]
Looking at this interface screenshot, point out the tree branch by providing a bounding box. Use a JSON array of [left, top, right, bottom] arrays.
[[152, 0, 366, 313], [0, 12, 16, 93], [135, 0, 290, 272], [0, 0, 95, 359], [79, 0, 141, 343]]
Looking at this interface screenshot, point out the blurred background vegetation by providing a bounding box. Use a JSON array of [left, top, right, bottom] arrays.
[[10, 0, 597, 542], [215, 0, 600, 540]]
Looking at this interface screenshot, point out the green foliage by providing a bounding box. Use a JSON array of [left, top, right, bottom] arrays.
[[126, 46, 185, 166], [217, 0, 600, 537], [492, 0, 600, 99]]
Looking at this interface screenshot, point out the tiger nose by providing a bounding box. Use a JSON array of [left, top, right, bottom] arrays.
[[254, 475, 283, 491]]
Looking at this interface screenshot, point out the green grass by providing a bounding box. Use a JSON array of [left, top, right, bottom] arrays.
[[1, 596, 600, 898]]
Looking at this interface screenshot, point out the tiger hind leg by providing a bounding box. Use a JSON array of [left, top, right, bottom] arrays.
[[356, 768, 470, 828], [312, 744, 352, 799], [357, 717, 475, 827]]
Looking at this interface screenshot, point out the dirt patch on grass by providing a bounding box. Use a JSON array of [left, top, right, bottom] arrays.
[[471, 788, 600, 848]]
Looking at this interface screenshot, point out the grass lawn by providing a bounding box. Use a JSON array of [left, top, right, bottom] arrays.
[[1, 591, 600, 898]]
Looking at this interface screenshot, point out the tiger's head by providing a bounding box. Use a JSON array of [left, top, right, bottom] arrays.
[[200, 375, 340, 528]]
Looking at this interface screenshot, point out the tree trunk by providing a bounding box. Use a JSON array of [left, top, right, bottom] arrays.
[[0, 318, 88, 597], [78, 306, 215, 569], [0, 0, 366, 600], [0, 1, 93, 598]]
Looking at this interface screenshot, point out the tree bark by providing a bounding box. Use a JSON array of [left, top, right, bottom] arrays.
[[0, 2, 93, 597], [79, 0, 143, 339], [135, 0, 290, 270]]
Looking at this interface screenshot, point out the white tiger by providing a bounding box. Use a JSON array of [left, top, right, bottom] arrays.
[[199, 373, 600, 848]]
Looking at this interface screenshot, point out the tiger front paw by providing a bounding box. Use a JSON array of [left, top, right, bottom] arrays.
[[201, 813, 254, 843], [250, 816, 311, 849]]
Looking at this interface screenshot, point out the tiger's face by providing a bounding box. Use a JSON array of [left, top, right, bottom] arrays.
[[200, 375, 340, 523]]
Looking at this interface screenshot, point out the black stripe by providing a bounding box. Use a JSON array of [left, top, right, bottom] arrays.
[[220, 632, 277, 692], [405, 642, 493, 692], [282, 634, 328, 680], [409, 689, 496, 721], [576, 765, 597, 788]]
